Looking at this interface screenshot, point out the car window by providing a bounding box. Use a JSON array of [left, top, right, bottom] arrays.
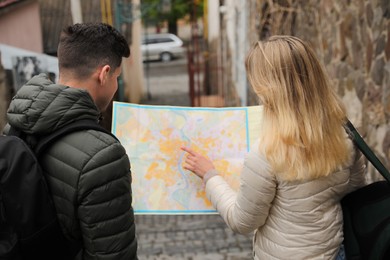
[[142, 36, 177, 44], [156, 38, 174, 43], [142, 38, 158, 45]]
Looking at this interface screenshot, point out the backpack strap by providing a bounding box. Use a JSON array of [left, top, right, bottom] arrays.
[[344, 119, 390, 183], [34, 119, 119, 158]]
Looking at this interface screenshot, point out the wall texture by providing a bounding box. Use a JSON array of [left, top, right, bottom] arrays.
[[0, 50, 19, 131], [0, 51, 8, 131], [247, 0, 390, 182], [0, 0, 43, 52]]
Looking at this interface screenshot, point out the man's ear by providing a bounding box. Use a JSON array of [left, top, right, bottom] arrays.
[[98, 65, 111, 85]]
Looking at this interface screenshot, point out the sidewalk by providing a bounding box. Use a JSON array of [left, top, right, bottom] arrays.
[[135, 214, 252, 259], [136, 60, 253, 259]]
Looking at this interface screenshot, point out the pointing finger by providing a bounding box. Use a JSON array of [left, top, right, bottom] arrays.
[[181, 146, 197, 156]]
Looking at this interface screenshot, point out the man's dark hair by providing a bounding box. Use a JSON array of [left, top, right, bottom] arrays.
[[57, 23, 130, 79]]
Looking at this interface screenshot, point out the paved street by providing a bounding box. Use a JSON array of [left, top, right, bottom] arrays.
[[141, 58, 190, 106], [135, 214, 252, 259], [136, 57, 253, 259]]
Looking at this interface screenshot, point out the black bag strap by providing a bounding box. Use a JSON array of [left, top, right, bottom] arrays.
[[34, 119, 119, 158], [344, 119, 390, 183]]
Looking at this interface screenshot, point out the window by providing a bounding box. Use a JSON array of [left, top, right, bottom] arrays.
[[156, 38, 174, 43]]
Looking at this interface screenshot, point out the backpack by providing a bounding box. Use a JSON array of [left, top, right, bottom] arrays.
[[341, 181, 390, 259], [341, 120, 390, 260], [0, 120, 116, 260]]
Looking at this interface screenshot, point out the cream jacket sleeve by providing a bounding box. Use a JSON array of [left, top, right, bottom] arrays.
[[205, 148, 277, 234]]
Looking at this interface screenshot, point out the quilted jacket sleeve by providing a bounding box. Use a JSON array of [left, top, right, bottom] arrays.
[[42, 129, 137, 260], [205, 149, 277, 235], [346, 148, 367, 193], [77, 132, 137, 260]]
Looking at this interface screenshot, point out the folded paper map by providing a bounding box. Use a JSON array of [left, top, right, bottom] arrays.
[[112, 102, 262, 214]]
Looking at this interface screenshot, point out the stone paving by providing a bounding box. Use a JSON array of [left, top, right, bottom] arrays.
[[135, 59, 253, 259], [135, 215, 252, 259]]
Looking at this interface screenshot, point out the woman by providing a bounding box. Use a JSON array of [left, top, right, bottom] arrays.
[[181, 36, 366, 259]]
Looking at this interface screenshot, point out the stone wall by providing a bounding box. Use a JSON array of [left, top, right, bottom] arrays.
[[250, 0, 390, 182]]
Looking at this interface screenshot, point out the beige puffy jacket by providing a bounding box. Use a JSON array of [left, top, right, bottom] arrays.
[[205, 139, 366, 259]]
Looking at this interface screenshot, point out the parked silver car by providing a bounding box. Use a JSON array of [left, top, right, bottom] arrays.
[[141, 33, 185, 62]]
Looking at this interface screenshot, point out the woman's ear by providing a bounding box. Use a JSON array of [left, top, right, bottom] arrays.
[[98, 65, 111, 85]]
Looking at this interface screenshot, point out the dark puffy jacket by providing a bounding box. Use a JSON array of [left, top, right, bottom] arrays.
[[6, 74, 137, 259]]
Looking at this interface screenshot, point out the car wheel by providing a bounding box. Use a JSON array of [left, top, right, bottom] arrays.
[[160, 52, 172, 62]]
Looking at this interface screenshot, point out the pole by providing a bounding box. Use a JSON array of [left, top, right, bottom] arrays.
[[144, 17, 151, 100], [70, 0, 83, 24]]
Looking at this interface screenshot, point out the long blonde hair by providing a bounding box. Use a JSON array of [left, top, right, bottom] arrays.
[[246, 35, 351, 181]]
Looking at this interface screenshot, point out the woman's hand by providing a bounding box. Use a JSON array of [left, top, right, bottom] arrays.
[[181, 146, 216, 179]]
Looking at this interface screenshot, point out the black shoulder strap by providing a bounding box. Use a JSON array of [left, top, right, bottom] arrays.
[[34, 119, 119, 158], [344, 119, 390, 183]]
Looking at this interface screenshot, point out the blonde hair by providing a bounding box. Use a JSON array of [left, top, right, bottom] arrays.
[[246, 35, 351, 181]]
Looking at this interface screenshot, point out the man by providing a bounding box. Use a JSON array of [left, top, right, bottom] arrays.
[[6, 23, 137, 259]]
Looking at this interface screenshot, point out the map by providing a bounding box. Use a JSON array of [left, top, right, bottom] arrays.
[[112, 102, 262, 214]]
